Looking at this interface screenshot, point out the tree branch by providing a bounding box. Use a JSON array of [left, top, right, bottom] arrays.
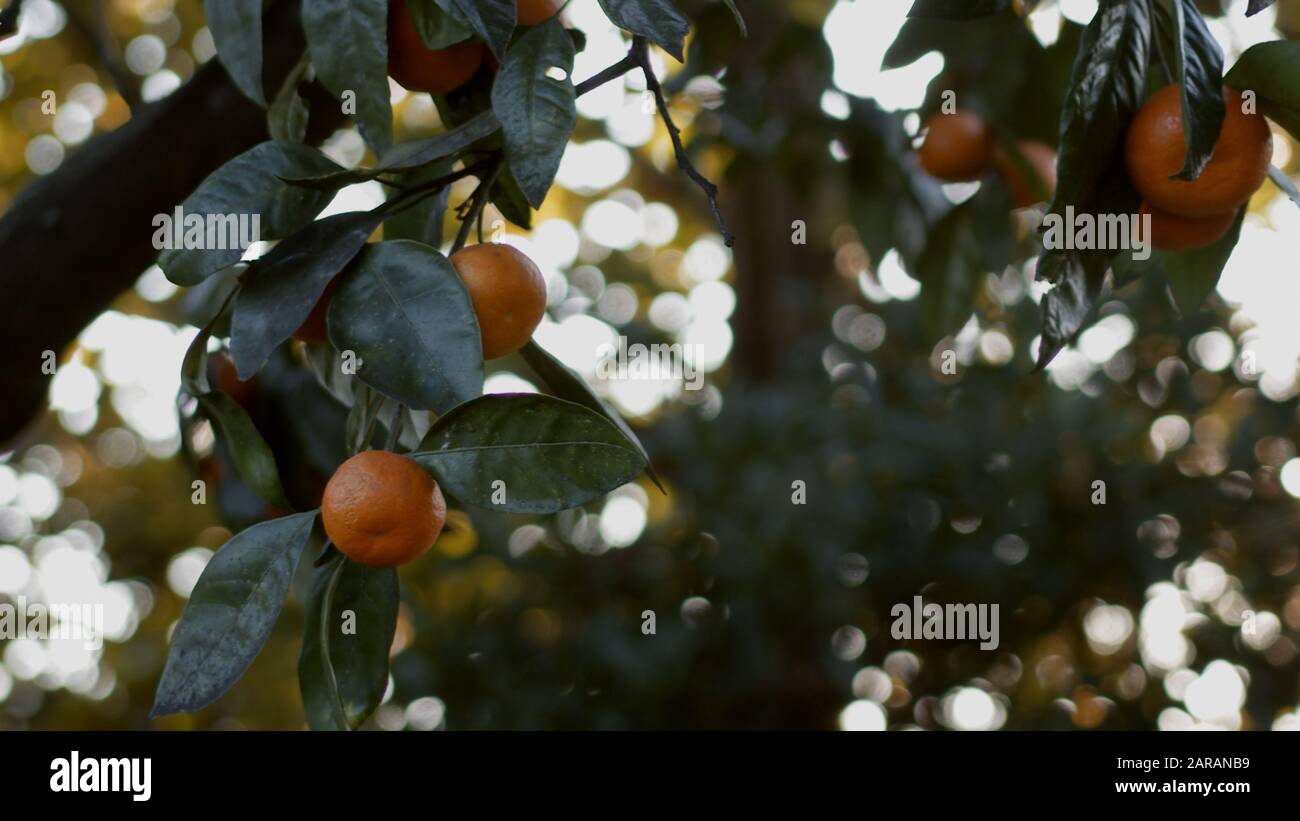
[[451, 154, 504, 254]]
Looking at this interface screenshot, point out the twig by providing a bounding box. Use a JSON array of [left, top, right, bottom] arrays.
[[380, 159, 491, 216], [631, 36, 734, 247], [0, 0, 25, 39], [575, 51, 638, 97], [451, 154, 504, 254]]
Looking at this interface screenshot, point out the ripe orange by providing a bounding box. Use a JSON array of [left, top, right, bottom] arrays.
[[293, 279, 340, 343], [449, 243, 548, 359], [388, 0, 484, 95], [517, 0, 564, 25], [917, 111, 993, 182], [993, 139, 1057, 208], [1125, 84, 1272, 218], [1136, 200, 1237, 252], [321, 450, 447, 568]]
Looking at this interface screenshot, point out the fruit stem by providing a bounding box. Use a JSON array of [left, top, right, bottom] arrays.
[[450, 154, 505, 254]]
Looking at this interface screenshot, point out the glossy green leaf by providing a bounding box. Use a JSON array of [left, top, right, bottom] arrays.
[[409, 0, 473, 49], [383, 161, 453, 247], [412, 393, 647, 513], [230, 209, 385, 379], [151, 511, 317, 717], [519, 340, 663, 492], [204, 0, 265, 106], [157, 142, 342, 286], [298, 555, 399, 730], [492, 18, 576, 208], [327, 240, 483, 413], [490, 165, 535, 229], [1163, 206, 1244, 314], [1225, 41, 1300, 143], [267, 54, 311, 143], [447, 0, 515, 58], [596, 0, 689, 61], [1154, 0, 1225, 181], [197, 391, 290, 509], [302, 0, 393, 152], [1033, 252, 1112, 371]]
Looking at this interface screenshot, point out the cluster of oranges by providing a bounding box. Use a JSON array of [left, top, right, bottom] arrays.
[[1126, 85, 1272, 251], [915, 84, 1273, 252], [916, 109, 1059, 209], [288, 1, 564, 570]]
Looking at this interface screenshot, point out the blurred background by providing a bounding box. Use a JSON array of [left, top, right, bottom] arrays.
[[1, 0, 1300, 730]]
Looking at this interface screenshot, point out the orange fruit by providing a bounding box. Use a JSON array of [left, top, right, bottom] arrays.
[[388, 0, 484, 95], [449, 243, 548, 359], [917, 111, 993, 182], [993, 139, 1057, 208], [1125, 84, 1272, 218], [1136, 200, 1237, 252], [321, 450, 447, 568], [293, 279, 340, 343], [517, 0, 564, 25]]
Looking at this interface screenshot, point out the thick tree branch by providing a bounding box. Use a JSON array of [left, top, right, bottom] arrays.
[[0, 0, 341, 446]]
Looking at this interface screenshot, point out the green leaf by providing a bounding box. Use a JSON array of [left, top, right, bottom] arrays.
[[492, 18, 576, 208], [151, 512, 317, 717], [302, 0, 393, 152], [907, 0, 1013, 18], [447, 0, 515, 59], [157, 142, 342, 286], [1033, 252, 1111, 371], [490, 165, 535, 229], [596, 0, 689, 61], [1246, 0, 1277, 16], [1225, 41, 1300, 143], [197, 391, 291, 509], [298, 556, 400, 730], [1163, 206, 1245, 314], [204, 0, 265, 106], [283, 110, 501, 190], [1154, 0, 1225, 181], [1046, 0, 1151, 223], [230, 209, 385, 380], [268, 54, 312, 143], [409, 0, 474, 49], [411, 393, 647, 513], [519, 340, 663, 492], [327, 240, 484, 413], [915, 204, 978, 341], [181, 291, 238, 398]]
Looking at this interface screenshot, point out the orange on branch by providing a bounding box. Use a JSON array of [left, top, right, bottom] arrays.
[[1125, 84, 1272, 218], [450, 243, 548, 359], [293, 278, 340, 343], [388, 0, 484, 95], [321, 450, 447, 568], [917, 110, 993, 182]]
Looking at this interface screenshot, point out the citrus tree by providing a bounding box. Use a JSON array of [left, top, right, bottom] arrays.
[[141, 0, 739, 729]]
